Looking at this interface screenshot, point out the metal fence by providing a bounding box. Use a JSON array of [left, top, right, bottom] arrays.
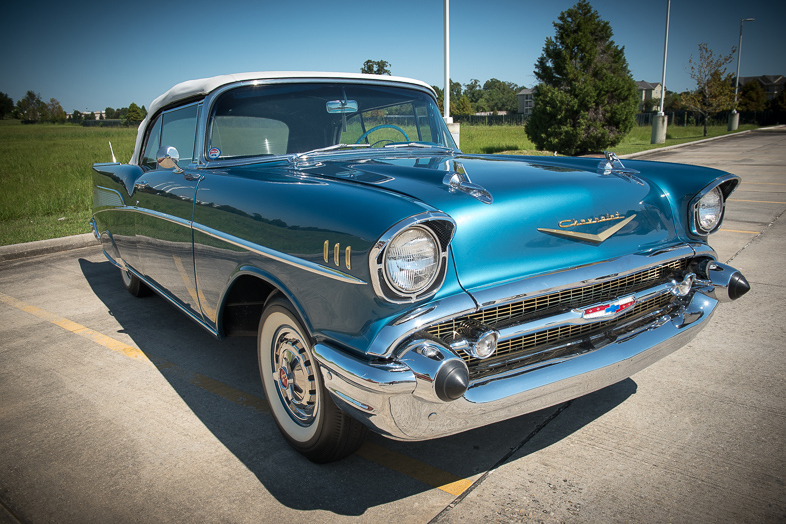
[[452, 114, 528, 126], [636, 110, 785, 127], [449, 110, 784, 127]]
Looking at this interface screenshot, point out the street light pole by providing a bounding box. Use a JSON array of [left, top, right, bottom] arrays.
[[729, 17, 754, 131], [651, 0, 671, 144], [443, 0, 450, 122], [443, 0, 460, 146]]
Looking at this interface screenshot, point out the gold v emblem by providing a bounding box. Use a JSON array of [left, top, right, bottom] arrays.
[[538, 214, 636, 244]]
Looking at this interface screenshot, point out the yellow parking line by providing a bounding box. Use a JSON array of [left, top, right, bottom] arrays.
[[729, 199, 786, 204], [719, 229, 760, 234], [0, 290, 472, 495], [356, 441, 474, 496], [0, 291, 151, 363], [0, 290, 267, 413]]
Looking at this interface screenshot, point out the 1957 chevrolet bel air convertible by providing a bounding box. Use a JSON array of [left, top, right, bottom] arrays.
[[91, 72, 750, 462]]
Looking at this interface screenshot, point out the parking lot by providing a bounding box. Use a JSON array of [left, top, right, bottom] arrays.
[[1, 128, 784, 523]]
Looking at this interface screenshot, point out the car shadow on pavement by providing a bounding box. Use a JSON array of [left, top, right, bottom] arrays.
[[79, 257, 636, 516]]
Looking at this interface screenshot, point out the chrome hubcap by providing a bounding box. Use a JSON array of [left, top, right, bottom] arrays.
[[272, 327, 317, 426]]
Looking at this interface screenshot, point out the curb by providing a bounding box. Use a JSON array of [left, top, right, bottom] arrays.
[[0, 233, 98, 262], [621, 125, 785, 159]]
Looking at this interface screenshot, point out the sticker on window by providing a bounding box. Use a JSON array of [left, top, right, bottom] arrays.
[[208, 147, 221, 159]]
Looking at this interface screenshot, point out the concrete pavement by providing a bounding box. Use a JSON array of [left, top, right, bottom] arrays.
[[1, 128, 784, 523]]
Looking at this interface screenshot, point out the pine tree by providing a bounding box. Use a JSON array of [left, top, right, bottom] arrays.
[[525, 1, 638, 155]]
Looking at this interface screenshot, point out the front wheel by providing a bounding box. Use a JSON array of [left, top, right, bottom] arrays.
[[121, 268, 151, 297], [258, 297, 367, 463]]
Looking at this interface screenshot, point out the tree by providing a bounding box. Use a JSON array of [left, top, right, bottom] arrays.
[[71, 110, 83, 124], [0, 92, 13, 119], [464, 79, 483, 105], [482, 78, 519, 113], [454, 95, 473, 115], [15, 90, 46, 122], [46, 98, 66, 123], [738, 81, 767, 111], [525, 1, 637, 155], [664, 90, 683, 111], [360, 60, 391, 75], [682, 43, 735, 136], [125, 102, 145, 124], [769, 89, 786, 112]]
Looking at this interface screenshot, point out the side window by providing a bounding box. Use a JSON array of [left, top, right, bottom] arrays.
[[160, 104, 199, 166], [141, 116, 162, 170]]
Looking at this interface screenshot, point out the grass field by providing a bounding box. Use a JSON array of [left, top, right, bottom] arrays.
[[0, 119, 759, 246], [458, 122, 758, 155], [0, 120, 136, 245]]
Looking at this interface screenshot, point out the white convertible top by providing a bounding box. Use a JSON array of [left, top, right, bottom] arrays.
[[130, 71, 436, 165]]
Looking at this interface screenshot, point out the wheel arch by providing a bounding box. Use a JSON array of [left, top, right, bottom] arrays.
[[216, 265, 314, 339]]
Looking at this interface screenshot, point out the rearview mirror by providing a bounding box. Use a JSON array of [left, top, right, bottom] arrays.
[[326, 100, 358, 114]]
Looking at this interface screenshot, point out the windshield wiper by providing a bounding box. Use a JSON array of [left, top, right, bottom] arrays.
[[383, 142, 453, 151], [294, 143, 371, 160]]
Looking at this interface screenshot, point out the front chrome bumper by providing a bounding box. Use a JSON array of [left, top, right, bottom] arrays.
[[314, 275, 728, 441]]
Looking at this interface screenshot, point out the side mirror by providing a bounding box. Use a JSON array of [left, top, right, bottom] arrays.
[[156, 146, 183, 174]]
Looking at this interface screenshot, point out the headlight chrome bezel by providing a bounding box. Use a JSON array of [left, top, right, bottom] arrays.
[[370, 212, 456, 304], [689, 175, 739, 236]]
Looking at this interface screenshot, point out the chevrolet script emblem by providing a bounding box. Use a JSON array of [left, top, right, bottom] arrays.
[[538, 213, 636, 244]]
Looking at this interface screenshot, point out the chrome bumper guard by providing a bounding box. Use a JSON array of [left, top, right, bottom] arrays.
[[314, 277, 730, 441]]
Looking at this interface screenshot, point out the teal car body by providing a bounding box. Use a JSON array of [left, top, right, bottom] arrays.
[[91, 72, 749, 462]]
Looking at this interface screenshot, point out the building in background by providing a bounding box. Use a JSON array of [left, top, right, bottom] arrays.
[[734, 75, 785, 101], [517, 88, 534, 116], [636, 81, 663, 111]]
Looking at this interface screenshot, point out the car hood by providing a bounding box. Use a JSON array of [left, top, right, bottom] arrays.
[[302, 152, 681, 292]]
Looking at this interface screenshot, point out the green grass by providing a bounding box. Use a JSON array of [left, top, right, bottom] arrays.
[[0, 118, 761, 246], [0, 120, 136, 245], [459, 123, 759, 156]]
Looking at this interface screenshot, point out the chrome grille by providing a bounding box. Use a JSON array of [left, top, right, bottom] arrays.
[[425, 258, 691, 379], [428, 258, 688, 339]]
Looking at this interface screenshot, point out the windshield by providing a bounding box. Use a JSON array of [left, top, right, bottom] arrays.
[[206, 82, 456, 161]]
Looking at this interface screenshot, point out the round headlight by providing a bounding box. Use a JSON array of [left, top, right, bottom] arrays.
[[384, 227, 439, 294], [696, 186, 724, 233]]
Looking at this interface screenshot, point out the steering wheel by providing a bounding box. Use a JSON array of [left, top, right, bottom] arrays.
[[355, 124, 409, 146]]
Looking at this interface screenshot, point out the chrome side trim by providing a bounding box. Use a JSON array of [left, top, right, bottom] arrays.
[[124, 265, 219, 337], [135, 207, 193, 229], [192, 222, 366, 285]]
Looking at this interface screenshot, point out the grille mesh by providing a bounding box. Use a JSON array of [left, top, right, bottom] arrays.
[[425, 258, 690, 379], [428, 258, 688, 339]]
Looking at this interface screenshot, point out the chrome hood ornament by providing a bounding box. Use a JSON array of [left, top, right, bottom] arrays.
[[443, 161, 493, 204], [598, 151, 644, 185]]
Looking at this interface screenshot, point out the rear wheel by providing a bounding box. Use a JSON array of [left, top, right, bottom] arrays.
[[258, 297, 367, 463], [121, 268, 151, 297]]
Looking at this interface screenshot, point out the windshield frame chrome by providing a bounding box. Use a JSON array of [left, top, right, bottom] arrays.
[[197, 77, 458, 169]]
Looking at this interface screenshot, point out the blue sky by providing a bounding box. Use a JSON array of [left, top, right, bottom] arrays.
[[2, 0, 783, 113]]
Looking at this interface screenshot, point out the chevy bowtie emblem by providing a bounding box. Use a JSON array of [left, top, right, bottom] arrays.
[[538, 214, 636, 244], [580, 296, 636, 320]]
